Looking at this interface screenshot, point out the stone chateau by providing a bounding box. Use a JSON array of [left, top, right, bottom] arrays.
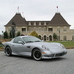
[[5, 12, 74, 41]]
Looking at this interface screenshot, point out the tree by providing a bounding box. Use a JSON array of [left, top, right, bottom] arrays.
[[30, 31, 39, 38], [9, 30, 15, 38], [53, 33, 58, 41], [9, 31, 12, 38], [3, 31, 9, 39], [16, 31, 21, 36]]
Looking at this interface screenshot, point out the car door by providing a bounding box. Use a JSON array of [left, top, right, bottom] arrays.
[[11, 37, 31, 56], [11, 37, 25, 53]]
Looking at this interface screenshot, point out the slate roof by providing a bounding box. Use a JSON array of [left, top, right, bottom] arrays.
[[5, 13, 27, 26], [5, 12, 70, 27], [49, 13, 70, 26]]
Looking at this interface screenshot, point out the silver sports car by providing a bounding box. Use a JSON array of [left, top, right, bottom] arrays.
[[3, 36, 67, 60]]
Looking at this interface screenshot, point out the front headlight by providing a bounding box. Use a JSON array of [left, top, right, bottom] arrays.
[[60, 44, 65, 49], [42, 45, 49, 51]]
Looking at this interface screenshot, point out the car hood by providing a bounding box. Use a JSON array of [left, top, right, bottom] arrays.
[[32, 42, 64, 53]]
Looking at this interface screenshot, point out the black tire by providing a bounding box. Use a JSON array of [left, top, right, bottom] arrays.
[[33, 49, 42, 61], [5, 46, 12, 56]]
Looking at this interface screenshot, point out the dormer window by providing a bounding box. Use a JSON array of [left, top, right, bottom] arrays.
[[29, 22, 31, 26], [44, 22, 46, 26], [34, 22, 36, 26], [64, 27, 67, 31], [39, 22, 41, 26]]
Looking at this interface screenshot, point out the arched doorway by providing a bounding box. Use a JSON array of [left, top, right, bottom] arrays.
[[64, 36, 67, 41], [49, 35, 52, 41], [39, 35, 41, 39], [44, 35, 47, 41]]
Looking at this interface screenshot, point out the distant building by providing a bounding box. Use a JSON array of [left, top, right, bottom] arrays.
[[5, 12, 74, 41]]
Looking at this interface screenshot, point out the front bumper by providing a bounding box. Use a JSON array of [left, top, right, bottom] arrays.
[[42, 51, 67, 59]]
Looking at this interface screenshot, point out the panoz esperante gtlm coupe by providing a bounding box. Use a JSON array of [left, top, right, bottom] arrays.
[[3, 36, 67, 60]]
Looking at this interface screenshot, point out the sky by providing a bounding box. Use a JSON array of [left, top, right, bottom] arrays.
[[0, 0, 74, 34]]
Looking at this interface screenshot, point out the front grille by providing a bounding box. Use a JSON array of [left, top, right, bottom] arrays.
[[44, 52, 66, 58], [55, 52, 65, 57], [44, 54, 54, 57]]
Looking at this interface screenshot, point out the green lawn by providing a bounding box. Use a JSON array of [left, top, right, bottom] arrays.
[[48, 41, 74, 48]]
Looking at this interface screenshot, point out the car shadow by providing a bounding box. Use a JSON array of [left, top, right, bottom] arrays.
[[11, 55, 33, 60], [41, 57, 67, 62], [10, 55, 67, 62]]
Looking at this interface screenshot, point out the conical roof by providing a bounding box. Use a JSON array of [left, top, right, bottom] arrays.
[[5, 13, 27, 26], [49, 13, 70, 26]]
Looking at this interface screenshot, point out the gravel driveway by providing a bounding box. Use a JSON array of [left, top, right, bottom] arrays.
[[0, 49, 74, 74]]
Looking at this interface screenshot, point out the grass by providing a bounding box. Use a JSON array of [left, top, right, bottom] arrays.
[[48, 41, 74, 49], [0, 44, 4, 51]]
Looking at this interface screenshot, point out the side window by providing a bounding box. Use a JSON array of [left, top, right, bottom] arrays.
[[13, 37, 23, 43]]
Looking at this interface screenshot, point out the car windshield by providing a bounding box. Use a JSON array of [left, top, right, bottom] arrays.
[[22, 36, 41, 43]]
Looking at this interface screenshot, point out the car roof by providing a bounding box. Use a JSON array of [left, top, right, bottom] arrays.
[[18, 36, 34, 38]]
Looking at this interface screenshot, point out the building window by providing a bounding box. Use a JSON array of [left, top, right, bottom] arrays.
[[22, 28, 26, 32], [64, 26, 67, 32], [64, 29, 67, 31], [48, 28, 53, 31], [57, 28, 60, 31], [57, 27, 60, 32]]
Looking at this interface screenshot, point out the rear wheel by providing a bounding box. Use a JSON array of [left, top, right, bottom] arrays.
[[5, 46, 12, 56], [33, 49, 42, 61]]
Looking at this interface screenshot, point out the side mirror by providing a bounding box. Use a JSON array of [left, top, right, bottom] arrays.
[[18, 41, 24, 44]]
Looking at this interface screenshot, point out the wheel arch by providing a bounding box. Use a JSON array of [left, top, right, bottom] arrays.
[[5, 45, 10, 49], [4, 45, 11, 52], [31, 47, 41, 57]]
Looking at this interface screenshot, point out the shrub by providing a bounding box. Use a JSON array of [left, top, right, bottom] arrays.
[[30, 31, 39, 38], [0, 42, 2, 44], [53, 33, 58, 41], [16, 31, 21, 36], [3, 31, 9, 39]]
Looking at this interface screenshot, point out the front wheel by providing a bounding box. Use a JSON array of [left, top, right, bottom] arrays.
[[5, 46, 12, 56], [33, 49, 42, 61]]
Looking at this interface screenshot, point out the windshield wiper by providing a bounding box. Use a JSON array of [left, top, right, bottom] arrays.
[[35, 41, 41, 42], [26, 41, 34, 43]]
